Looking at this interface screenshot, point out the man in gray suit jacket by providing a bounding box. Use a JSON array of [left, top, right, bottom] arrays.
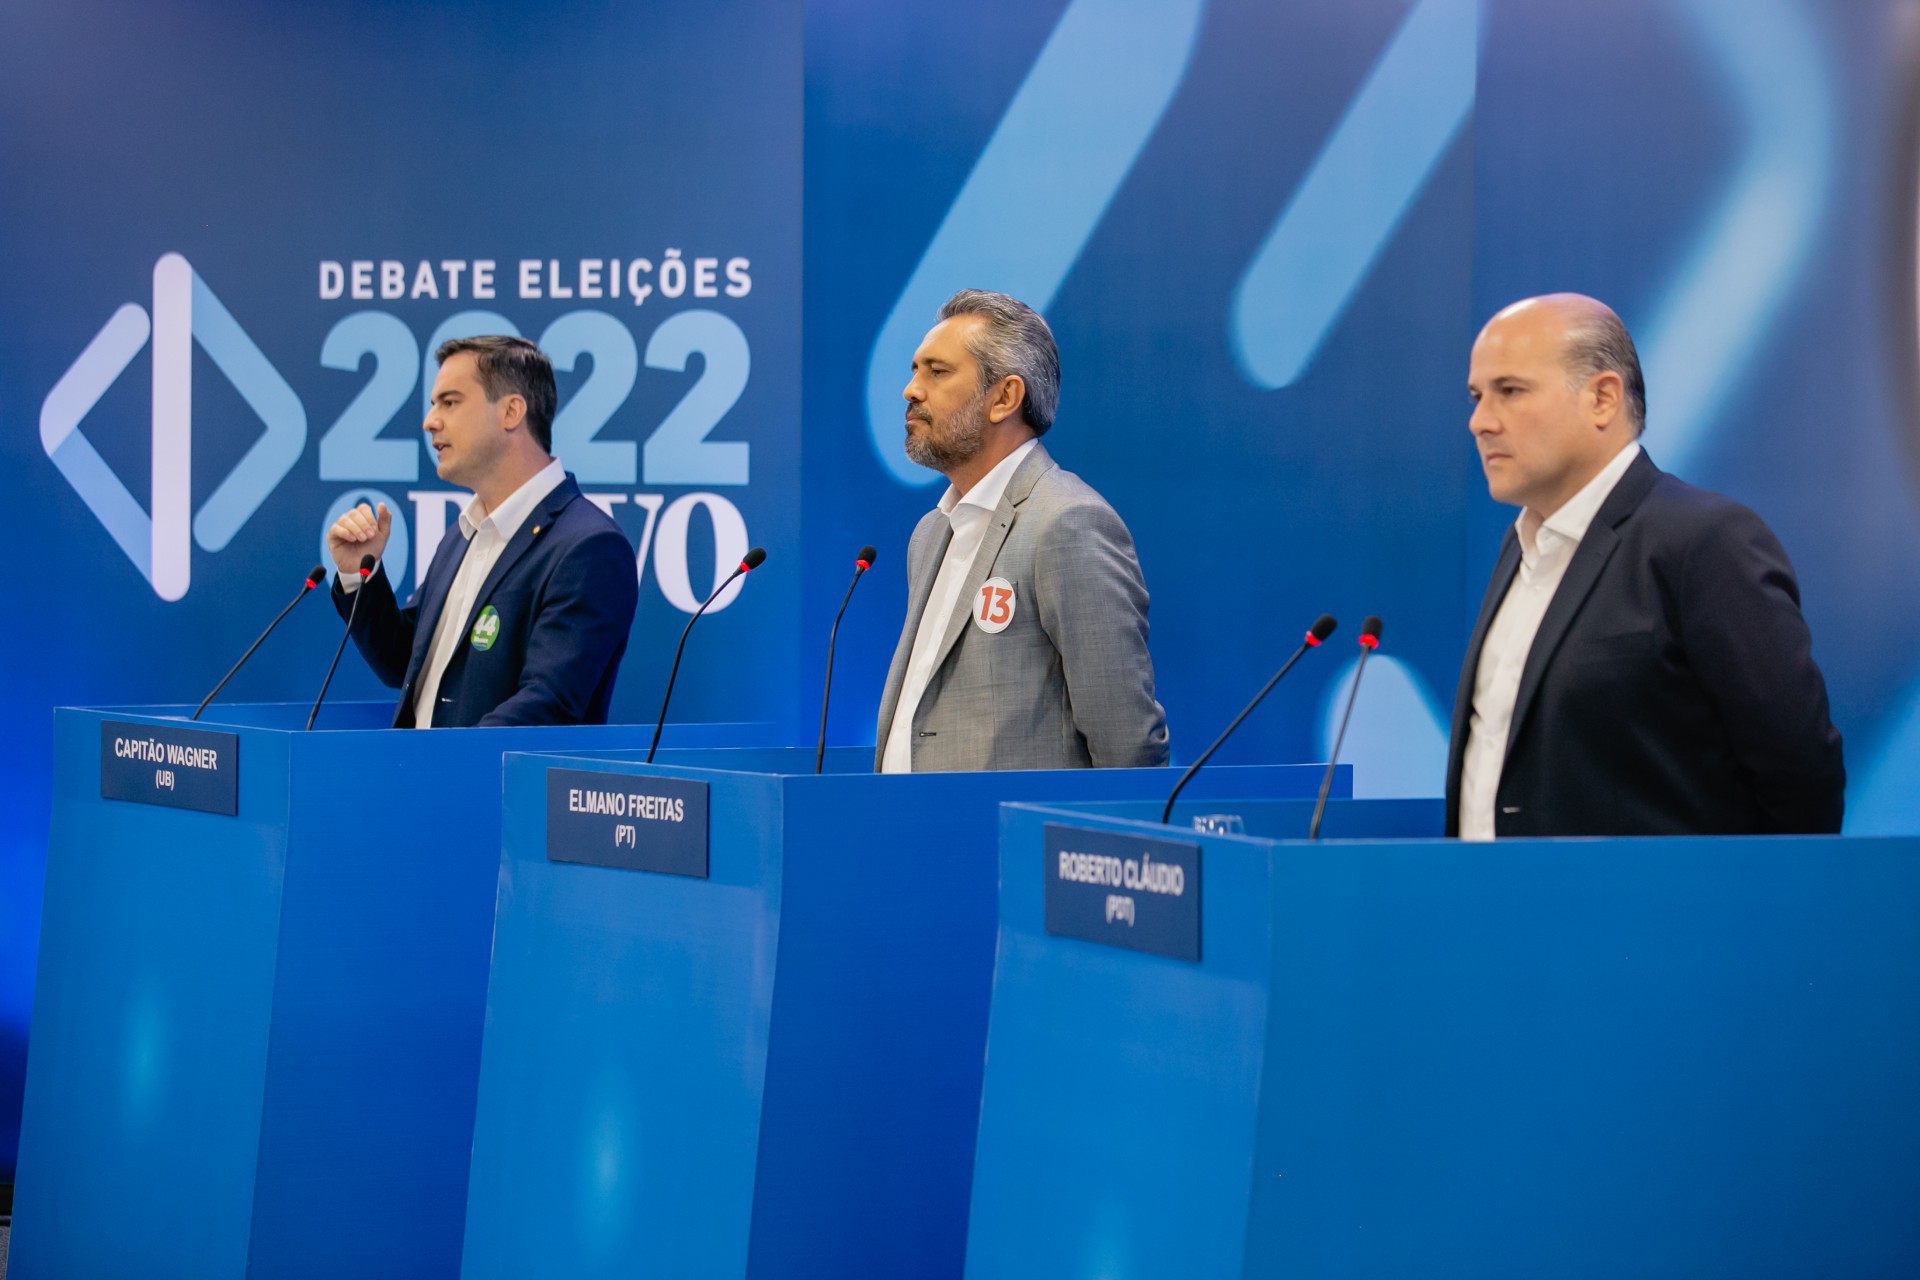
[[875, 290, 1169, 772]]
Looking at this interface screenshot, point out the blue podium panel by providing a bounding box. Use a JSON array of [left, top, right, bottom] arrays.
[[968, 803, 1920, 1279], [460, 751, 1345, 1279], [13, 705, 774, 1280]]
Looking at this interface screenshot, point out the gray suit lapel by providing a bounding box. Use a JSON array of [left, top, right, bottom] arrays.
[[900, 516, 951, 644], [923, 443, 1054, 682], [874, 512, 952, 743]]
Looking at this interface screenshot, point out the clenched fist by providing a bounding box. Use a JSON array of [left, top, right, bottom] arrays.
[[327, 501, 392, 580]]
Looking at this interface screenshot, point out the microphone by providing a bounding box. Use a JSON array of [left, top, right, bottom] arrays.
[[815, 545, 878, 774], [1159, 614, 1336, 824], [1308, 616, 1382, 840], [192, 564, 328, 721], [647, 546, 767, 762], [307, 555, 377, 732]]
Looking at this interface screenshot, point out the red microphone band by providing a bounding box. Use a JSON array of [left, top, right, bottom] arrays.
[[856, 558, 872, 571], [1359, 634, 1379, 650], [739, 560, 756, 573], [1305, 631, 1323, 647]]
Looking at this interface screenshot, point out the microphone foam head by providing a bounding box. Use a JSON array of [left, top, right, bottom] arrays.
[[1306, 614, 1338, 645], [1360, 615, 1383, 649], [741, 546, 768, 571], [306, 564, 328, 587], [857, 544, 878, 570]]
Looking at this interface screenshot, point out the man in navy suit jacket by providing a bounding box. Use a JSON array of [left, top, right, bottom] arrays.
[[1446, 294, 1843, 838], [326, 336, 638, 727]]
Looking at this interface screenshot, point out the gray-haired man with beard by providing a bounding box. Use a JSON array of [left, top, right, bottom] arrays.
[[874, 290, 1169, 772]]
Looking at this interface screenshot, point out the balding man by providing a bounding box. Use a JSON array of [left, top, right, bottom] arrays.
[[1445, 294, 1844, 838]]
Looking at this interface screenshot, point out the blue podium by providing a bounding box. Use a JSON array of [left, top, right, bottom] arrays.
[[966, 799, 1920, 1278], [458, 750, 1343, 1279], [12, 703, 771, 1280]]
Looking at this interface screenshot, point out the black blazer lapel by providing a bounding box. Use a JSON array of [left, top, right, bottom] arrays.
[[1446, 529, 1521, 817], [1503, 450, 1661, 757]]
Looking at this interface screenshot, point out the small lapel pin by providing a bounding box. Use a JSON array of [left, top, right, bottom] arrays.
[[531, 525, 543, 537]]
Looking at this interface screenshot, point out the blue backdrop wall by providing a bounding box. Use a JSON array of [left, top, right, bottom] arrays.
[[5, 0, 1919, 1179]]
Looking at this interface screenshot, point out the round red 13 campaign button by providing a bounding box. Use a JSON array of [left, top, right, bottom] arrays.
[[975, 576, 1015, 634]]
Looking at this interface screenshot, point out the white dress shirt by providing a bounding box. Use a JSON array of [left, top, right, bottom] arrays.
[[342, 459, 565, 727], [1459, 442, 1641, 839], [881, 438, 1039, 773]]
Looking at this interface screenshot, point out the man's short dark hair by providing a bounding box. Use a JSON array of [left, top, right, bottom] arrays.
[[1561, 309, 1647, 436], [938, 289, 1061, 434], [435, 335, 557, 453]]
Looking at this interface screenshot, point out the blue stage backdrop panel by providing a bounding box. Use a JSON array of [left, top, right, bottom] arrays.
[[0, 0, 801, 1179]]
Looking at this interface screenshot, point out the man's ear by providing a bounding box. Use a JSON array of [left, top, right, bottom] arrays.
[[986, 374, 1027, 426], [498, 393, 528, 432], [1588, 370, 1624, 430]]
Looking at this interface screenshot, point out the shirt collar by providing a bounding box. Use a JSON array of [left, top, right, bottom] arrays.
[[459, 458, 567, 542], [937, 438, 1039, 523], [1516, 440, 1641, 562]]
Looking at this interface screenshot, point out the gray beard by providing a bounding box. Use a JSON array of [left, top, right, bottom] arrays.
[[904, 391, 989, 470]]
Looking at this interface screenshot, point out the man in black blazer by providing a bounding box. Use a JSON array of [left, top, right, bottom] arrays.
[[1446, 294, 1843, 838], [325, 336, 638, 727]]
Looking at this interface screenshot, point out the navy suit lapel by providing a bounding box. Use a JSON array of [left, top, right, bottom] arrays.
[[398, 475, 581, 722], [1503, 450, 1661, 757], [460, 477, 580, 638], [404, 529, 470, 686]]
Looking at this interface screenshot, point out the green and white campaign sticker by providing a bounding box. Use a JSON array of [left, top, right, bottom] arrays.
[[470, 605, 501, 651]]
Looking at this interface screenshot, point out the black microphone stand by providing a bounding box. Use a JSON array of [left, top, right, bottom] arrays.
[[815, 547, 876, 774], [194, 566, 327, 720], [1308, 617, 1382, 840], [307, 557, 377, 732], [648, 548, 766, 762], [1160, 616, 1337, 823]]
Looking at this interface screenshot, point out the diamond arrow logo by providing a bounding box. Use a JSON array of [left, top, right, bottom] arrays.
[[40, 252, 307, 601]]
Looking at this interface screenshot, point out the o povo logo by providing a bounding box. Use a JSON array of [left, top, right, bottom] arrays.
[[40, 253, 306, 601]]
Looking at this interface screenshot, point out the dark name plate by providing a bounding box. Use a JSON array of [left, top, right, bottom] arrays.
[[1043, 823, 1201, 962], [100, 720, 240, 815], [546, 767, 709, 878]]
